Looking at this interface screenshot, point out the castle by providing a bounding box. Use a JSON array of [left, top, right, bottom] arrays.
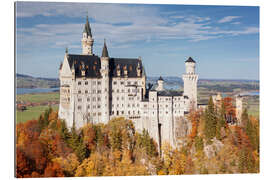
[[58, 16, 198, 148]]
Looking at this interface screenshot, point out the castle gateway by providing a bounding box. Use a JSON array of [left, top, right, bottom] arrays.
[[58, 16, 198, 148]]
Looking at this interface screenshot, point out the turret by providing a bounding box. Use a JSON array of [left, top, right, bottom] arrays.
[[100, 39, 110, 124], [100, 39, 109, 74], [81, 15, 94, 55], [156, 76, 164, 91], [185, 57, 196, 74], [182, 57, 198, 109]]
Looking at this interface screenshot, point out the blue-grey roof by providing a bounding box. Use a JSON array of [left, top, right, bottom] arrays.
[[67, 54, 144, 78], [83, 16, 92, 37], [185, 57, 196, 63]]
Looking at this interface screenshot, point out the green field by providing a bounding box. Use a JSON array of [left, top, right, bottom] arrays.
[[16, 92, 60, 123], [16, 105, 59, 124], [16, 92, 59, 103]]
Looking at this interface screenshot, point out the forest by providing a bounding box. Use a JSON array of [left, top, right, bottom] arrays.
[[16, 96, 259, 177]]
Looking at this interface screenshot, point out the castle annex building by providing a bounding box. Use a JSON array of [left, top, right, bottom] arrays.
[[58, 16, 198, 147]]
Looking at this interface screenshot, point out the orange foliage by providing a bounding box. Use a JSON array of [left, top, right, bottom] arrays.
[[188, 109, 202, 139], [44, 162, 64, 177], [223, 97, 236, 118]]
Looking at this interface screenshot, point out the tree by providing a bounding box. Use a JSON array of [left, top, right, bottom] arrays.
[[216, 100, 226, 140], [204, 96, 217, 143]]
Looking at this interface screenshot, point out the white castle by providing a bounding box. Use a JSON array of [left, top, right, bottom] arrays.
[[58, 16, 198, 148]]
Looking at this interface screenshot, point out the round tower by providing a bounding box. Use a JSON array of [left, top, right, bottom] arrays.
[[182, 57, 198, 109], [156, 76, 164, 91], [81, 15, 94, 55]]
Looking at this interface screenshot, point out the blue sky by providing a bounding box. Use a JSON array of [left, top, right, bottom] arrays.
[[16, 2, 259, 80]]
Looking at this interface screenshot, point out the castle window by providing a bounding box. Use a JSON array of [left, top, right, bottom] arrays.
[[97, 90, 101, 93], [78, 81, 81, 85], [85, 90, 88, 94], [93, 97, 96, 101], [78, 90, 81, 94], [128, 104, 130, 107], [117, 89, 119, 93], [121, 81, 124, 85], [144, 105, 147, 108], [112, 111, 114, 115], [97, 97, 101, 101], [117, 97, 119, 100], [117, 111, 119, 115], [105, 88, 107, 92], [85, 81, 88, 85], [87, 105, 90, 109], [128, 81, 131, 85], [78, 105, 81, 110], [122, 89, 124, 93], [97, 105, 101, 108], [113, 81, 117, 85], [128, 89, 130, 93], [122, 111, 124, 114], [78, 98, 82, 102], [97, 81, 101, 85], [87, 98, 90, 102], [122, 97, 124, 100], [128, 111, 130, 115], [68, 97, 70, 101], [138, 111, 140, 114]]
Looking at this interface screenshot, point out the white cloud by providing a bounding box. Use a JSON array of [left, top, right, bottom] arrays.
[[16, 2, 259, 52], [218, 16, 241, 23], [231, 22, 241, 25]]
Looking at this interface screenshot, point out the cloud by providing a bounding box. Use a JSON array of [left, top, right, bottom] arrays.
[[16, 2, 259, 53], [231, 22, 241, 25], [218, 16, 241, 23]]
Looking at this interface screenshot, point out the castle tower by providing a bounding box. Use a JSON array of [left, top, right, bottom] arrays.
[[81, 16, 94, 55], [100, 40, 110, 123], [182, 57, 198, 109], [236, 95, 243, 125], [156, 76, 164, 91]]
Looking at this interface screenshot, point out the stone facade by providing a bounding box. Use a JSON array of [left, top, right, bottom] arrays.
[[58, 17, 198, 148]]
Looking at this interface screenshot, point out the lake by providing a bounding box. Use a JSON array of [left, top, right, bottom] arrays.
[[239, 91, 259, 96], [16, 88, 59, 95]]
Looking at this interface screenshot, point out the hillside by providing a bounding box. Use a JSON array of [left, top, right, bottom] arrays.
[[16, 74, 60, 88]]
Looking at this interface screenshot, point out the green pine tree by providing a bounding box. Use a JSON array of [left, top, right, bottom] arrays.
[[204, 96, 217, 143]]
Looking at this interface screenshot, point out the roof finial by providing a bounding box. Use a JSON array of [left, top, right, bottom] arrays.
[[65, 47, 68, 54]]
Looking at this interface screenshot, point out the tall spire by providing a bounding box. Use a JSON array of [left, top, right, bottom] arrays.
[[83, 15, 92, 37], [102, 39, 109, 57]]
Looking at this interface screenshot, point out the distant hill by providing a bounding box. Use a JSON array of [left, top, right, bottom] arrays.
[[16, 73, 259, 91], [16, 74, 60, 88]]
